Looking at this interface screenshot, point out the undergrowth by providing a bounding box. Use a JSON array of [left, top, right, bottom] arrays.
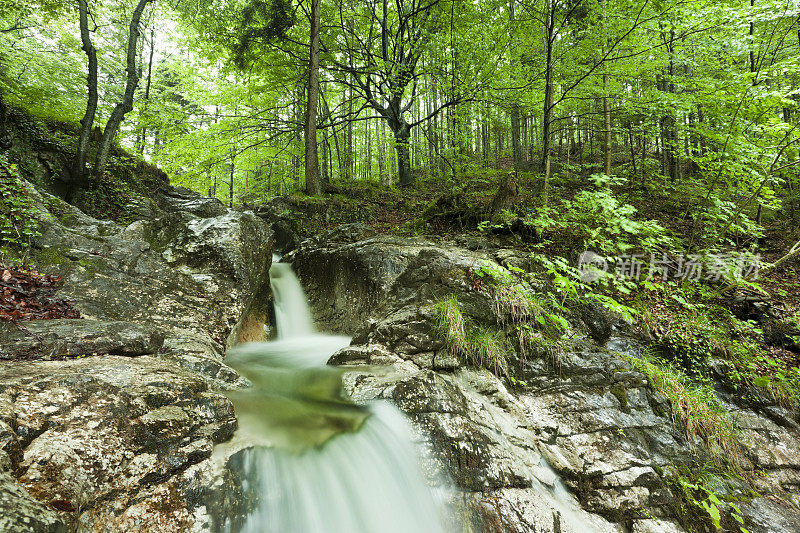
[[434, 295, 509, 376], [673, 465, 753, 533], [635, 281, 800, 411], [0, 154, 39, 257], [622, 347, 744, 469], [434, 256, 637, 378]]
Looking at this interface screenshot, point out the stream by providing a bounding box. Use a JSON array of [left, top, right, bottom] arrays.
[[218, 259, 450, 533], [214, 258, 602, 533]]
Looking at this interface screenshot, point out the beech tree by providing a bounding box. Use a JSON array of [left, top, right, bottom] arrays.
[[72, 0, 153, 191], [327, 0, 478, 187]]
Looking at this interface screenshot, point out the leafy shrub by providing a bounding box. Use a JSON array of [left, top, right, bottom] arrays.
[[675, 467, 752, 533], [532, 174, 674, 255], [0, 155, 39, 252]]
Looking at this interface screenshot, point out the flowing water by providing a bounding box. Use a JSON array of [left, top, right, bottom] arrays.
[[221, 259, 449, 533], [220, 258, 602, 532]]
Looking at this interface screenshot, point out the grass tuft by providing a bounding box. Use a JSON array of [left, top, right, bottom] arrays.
[[624, 349, 745, 470], [434, 295, 509, 376]]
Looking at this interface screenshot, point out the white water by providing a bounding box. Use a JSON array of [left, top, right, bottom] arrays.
[[223, 259, 449, 533], [270, 261, 315, 339]]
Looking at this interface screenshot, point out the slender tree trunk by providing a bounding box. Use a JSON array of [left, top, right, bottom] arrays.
[[229, 153, 235, 208], [749, 0, 756, 77], [304, 0, 322, 195], [73, 0, 98, 187], [93, 0, 152, 179], [138, 26, 156, 156], [345, 82, 353, 180], [541, 0, 555, 203], [603, 71, 612, 176], [378, 119, 388, 185], [0, 92, 10, 149], [511, 106, 522, 170], [365, 119, 372, 181]]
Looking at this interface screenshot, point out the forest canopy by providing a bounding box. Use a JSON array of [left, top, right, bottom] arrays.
[[0, 0, 797, 224]]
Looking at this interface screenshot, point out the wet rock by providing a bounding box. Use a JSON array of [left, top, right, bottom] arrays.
[[145, 210, 272, 289], [576, 300, 618, 344], [0, 472, 67, 533], [294, 224, 800, 531], [155, 185, 228, 218], [738, 497, 800, 533], [0, 180, 271, 531], [631, 518, 685, 532], [0, 356, 237, 531], [291, 229, 491, 334], [0, 319, 164, 360]]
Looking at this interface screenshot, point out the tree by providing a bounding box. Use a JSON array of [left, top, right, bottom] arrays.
[[72, 0, 153, 190], [72, 0, 98, 187], [304, 0, 322, 195], [327, 0, 472, 187]]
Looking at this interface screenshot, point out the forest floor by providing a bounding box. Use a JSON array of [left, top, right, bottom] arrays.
[[274, 169, 800, 406]]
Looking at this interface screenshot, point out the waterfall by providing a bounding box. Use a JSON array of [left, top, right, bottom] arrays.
[[270, 260, 315, 339], [222, 259, 449, 533]]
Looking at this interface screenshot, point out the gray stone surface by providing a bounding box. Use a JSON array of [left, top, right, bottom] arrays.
[[0, 319, 164, 359], [295, 225, 800, 533], [0, 180, 273, 531]]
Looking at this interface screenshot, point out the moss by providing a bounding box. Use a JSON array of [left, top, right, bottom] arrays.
[[33, 246, 69, 266], [610, 383, 630, 413]]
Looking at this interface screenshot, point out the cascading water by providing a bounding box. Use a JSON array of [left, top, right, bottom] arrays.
[[220, 259, 449, 533]]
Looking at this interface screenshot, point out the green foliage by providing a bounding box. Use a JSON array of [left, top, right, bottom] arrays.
[[636, 282, 800, 410], [674, 467, 752, 533], [232, 0, 296, 69], [532, 175, 675, 255], [533, 254, 638, 321], [0, 155, 39, 252]]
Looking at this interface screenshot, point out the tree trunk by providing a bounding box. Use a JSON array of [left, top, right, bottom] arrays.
[[511, 105, 522, 170], [345, 82, 353, 180], [138, 26, 156, 156], [73, 0, 98, 187], [541, 0, 555, 203], [378, 119, 388, 185], [603, 71, 612, 176], [0, 92, 11, 149], [304, 0, 322, 195], [229, 154, 235, 208], [395, 125, 412, 187], [93, 0, 151, 180]]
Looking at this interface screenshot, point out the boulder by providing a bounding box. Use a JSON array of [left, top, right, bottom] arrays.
[[0, 180, 274, 531], [293, 223, 800, 532], [155, 185, 228, 218]]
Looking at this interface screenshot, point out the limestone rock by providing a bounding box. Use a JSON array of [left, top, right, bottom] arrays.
[[300, 224, 800, 531], [0, 319, 164, 360], [0, 180, 272, 531]]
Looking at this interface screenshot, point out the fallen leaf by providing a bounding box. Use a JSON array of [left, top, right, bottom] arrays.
[[50, 499, 76, 512]]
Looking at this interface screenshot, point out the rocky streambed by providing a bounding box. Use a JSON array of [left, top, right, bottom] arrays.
[[1, 184, 799, 532], [1, 184, 270, 532]]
